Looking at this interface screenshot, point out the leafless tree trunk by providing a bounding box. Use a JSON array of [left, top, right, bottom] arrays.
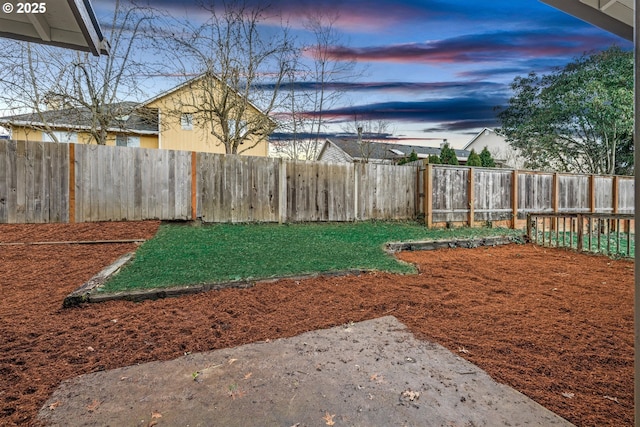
[[342, 115, 394, 163]]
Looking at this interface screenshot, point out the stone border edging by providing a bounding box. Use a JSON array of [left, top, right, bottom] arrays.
[[64, 235, 526, 307], [64, 268, 372, 307], [385, 235, 525, 253]]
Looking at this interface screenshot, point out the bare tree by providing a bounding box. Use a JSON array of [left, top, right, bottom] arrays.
[[342, 115, 394, 163], [161, 0, 294, 154], [272, 10, 358, 160], [0, 0, 159, 144]]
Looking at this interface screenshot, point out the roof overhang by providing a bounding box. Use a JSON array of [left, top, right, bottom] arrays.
[[0, 120, 158, 136], [0, 0, 109, 55], [541, 0, 633, 40]]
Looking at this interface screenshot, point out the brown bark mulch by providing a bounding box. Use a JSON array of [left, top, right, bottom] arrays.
[[0, 221, 633, 426]]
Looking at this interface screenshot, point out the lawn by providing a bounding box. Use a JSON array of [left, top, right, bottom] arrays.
[[100, 221, 524, 292], [535, 230, 635, 258]]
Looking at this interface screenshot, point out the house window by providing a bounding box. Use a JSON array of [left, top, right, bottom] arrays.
[[116, 135, 140, 148], [181, 113, 193, 130], [42, 131, 77, 143]]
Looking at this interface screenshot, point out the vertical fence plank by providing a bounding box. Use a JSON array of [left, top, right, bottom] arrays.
[[278, 158, 286, 223]]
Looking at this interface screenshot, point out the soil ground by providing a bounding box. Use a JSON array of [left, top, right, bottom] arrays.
[[0, 221, 633, 426]]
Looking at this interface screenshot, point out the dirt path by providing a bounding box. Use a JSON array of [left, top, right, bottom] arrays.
[[0, 221, 633, 426]]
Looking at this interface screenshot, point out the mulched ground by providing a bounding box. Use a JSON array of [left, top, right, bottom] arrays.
[[0, 221, 633, 426]]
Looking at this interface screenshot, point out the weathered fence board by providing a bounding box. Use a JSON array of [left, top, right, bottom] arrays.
[[517, 172, 554, 218], [474, 169, 512, 221], [618, 177, 634, 213], [594, 176, 614, 213], [285, 160, 355, 222], [73, 144, 192, 222], [0, 140, 69, 224], [0, 140, 635, 225], [198, 154, 279, 223], [558, 174, 590, 213], [432, 166, 469, 223], [357, 163, 416, 220]]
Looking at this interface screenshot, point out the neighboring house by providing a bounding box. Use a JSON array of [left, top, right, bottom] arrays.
[[317, 138, 470, 164], [1, 102, 158, 148], [0, 74, 273, 157], [463, 128, 526, 169]]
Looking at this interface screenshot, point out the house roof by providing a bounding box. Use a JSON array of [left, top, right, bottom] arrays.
[[0, 0, 109, 55], [143, 73, 277, 126], [462, 128, 505, 150], [0, 72, 276, 136], [0, 102, 158, 134], [540, 0, 632, 41], [321, 138, 470, 161]]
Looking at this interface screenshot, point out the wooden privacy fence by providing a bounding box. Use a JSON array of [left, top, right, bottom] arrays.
[[0, 140, 634, 225], [423, 164, 634, 228], [0, 140, 417, 224]]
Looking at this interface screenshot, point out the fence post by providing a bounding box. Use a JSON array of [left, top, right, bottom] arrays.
[[191, 151, 197, 221], [511, 169, 518, 229], [468, 167, 475, 227], [424, 164, 433, 228], [68, 143, 75, 223], [415, 164, 421, 218], [552, 172, 559, 231], [278, 158, 287, 224]]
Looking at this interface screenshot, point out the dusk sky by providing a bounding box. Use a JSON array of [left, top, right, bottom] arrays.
[[92, 0, 631, 148]]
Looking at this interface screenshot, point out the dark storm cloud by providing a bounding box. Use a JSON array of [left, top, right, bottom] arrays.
[[301, 95, 504, 130], [258, 81, 507, 96], [322, 29, 623, 64]]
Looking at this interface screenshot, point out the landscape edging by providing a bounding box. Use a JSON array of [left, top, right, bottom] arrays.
[[64, 236, 525, 307]]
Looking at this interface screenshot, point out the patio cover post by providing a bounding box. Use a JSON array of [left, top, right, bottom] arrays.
[[635, 2, 640, 426]]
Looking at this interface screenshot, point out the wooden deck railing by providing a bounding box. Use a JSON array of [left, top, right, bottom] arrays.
[[527, 213, 635, 257]]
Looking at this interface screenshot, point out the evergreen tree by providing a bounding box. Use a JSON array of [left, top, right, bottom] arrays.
[[466, 149, 482, 166], [398, 150, 419, 165], [427, 154, 441, 164], [479, 147, 496, 167], [439, 143, 459, 165]]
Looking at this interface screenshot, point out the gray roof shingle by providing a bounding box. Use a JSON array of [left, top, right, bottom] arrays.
[[0, 102, 158, 133], [326, 138, 469, 160]]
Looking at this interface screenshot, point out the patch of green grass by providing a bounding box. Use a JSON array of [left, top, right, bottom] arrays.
[[100, 221, 524, 293], [535, 231, 635, 258]]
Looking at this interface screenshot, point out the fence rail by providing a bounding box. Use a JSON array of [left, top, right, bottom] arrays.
[[423, 165, 634, 228], [0, 140, 635, 225], [526, 212, 635, 257]]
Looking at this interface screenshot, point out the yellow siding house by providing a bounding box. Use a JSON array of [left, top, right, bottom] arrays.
[[0, 74, 273, 156]]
